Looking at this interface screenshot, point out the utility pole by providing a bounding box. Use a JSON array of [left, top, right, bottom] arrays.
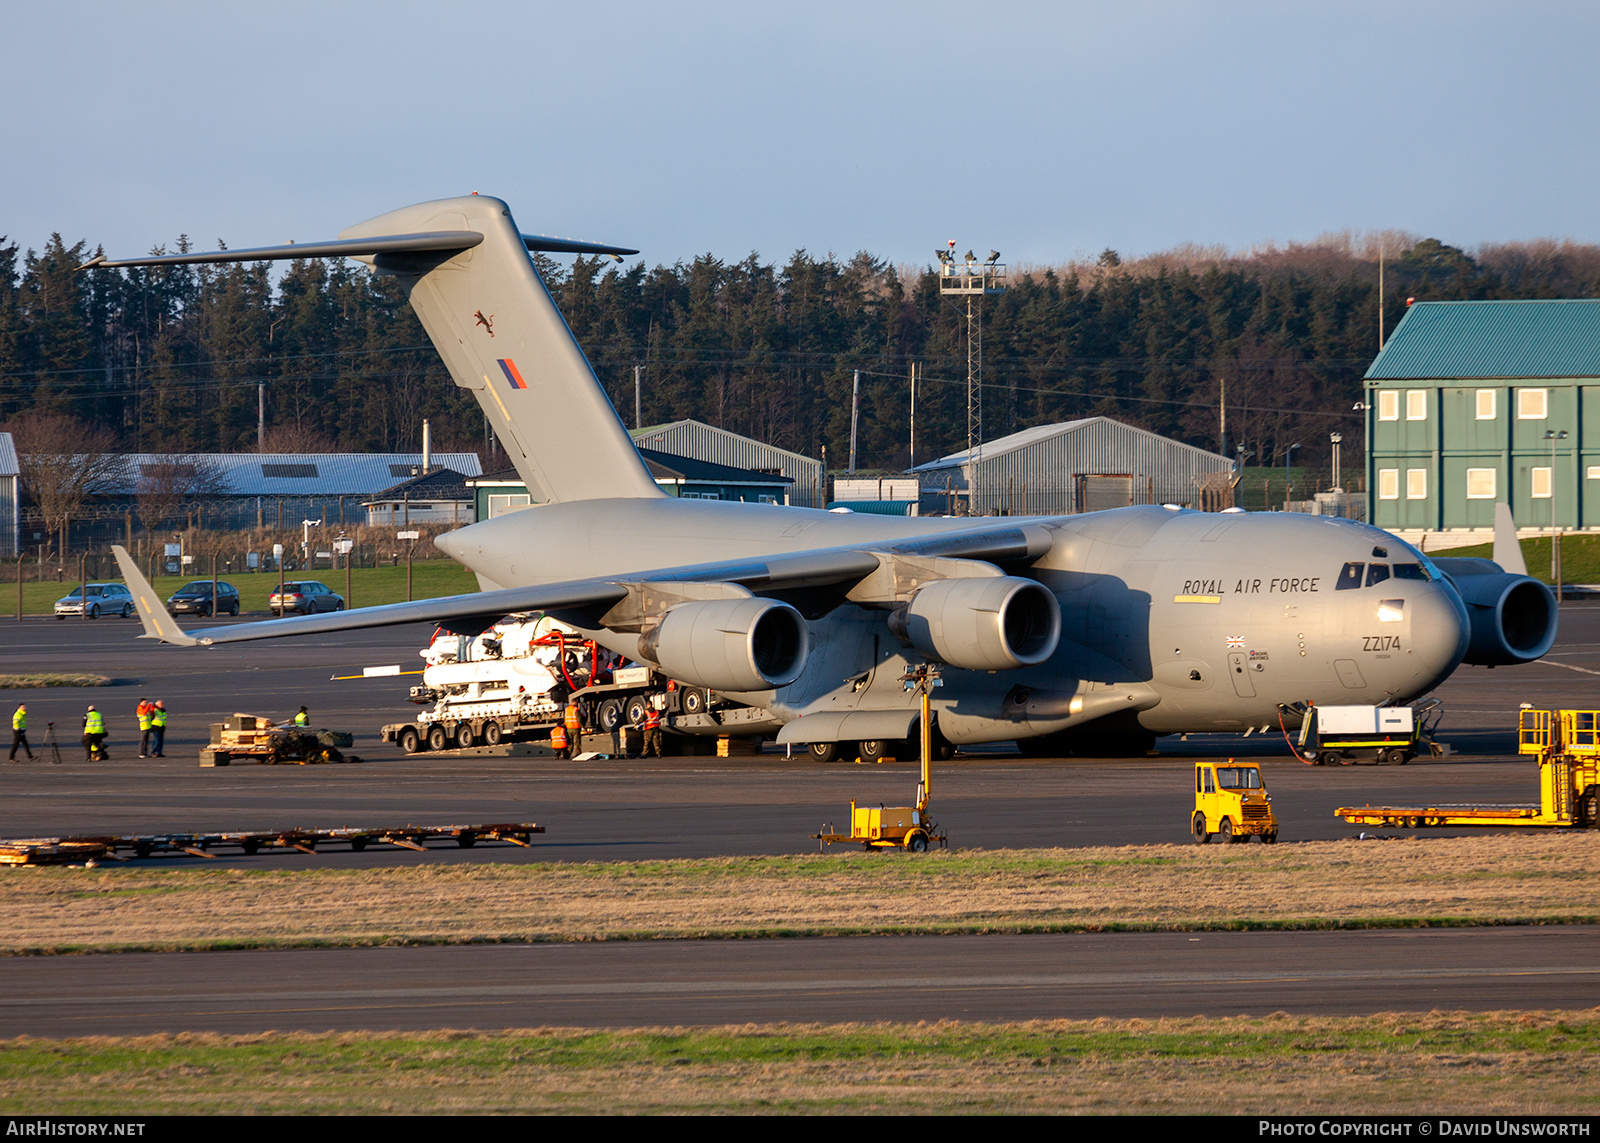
[[634, 364, 642, 429], [258, 381, 266, 450], [909, 362, 917, 472], [1378, 244, 1385, 351], [849, 369, 859, 474]]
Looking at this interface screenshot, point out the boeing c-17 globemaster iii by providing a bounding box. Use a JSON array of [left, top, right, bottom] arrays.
[[87, 195, 1559, 757]]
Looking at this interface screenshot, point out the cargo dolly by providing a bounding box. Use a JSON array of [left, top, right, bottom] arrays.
[[0, 821, 545, 864], [1335, 707, 1600, 830]]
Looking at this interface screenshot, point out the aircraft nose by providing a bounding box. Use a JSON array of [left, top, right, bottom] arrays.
[[1407, 580, 1471, 688]]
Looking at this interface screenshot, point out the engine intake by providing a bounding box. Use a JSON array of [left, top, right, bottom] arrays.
[[638, 598, 808, 692], [1440, 567, 1558, 665], [891, 576, 1061, 671]]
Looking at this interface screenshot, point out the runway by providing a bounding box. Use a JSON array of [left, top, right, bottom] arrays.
[[1, 605, 1597, 1033], [2, 927, 1597, 1037]]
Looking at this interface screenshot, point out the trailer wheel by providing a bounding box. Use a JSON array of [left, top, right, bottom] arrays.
[[907, 832, 929, 853], [456, 724, 475, 749], [625, 695, 650, 727], [1192, 812, 1210, 844], [597, 698, 624, 732], [426, 725, 448, 752], [681, 687, 707, 716], [482, 721, 502, 746], [458, 831, 477, 848], [1220, 818, 1236, 843], [241, 840, 259, 855], [351, 838, 367, 852], [808, 741, 840, 763], [398, 727, 421, 754]]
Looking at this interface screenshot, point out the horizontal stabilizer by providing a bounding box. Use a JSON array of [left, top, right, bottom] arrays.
[[78, 231, 483, 270], [522, 234, 639, 259]]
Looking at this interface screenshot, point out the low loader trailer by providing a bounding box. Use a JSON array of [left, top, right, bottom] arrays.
[[1336, 707, 1600, 830]]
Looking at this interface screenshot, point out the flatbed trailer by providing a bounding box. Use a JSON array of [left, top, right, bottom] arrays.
[[1336, 708, 1600, 830], [0, 821, 545, 864]]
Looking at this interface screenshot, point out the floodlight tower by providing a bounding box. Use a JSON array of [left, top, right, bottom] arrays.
[[938, 242, 1006, 513]]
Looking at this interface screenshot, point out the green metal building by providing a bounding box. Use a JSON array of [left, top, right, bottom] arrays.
[[1366, 300, 1600, 536]]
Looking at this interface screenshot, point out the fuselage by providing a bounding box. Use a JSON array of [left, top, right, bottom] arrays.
[[437, 500, 1472, 744]]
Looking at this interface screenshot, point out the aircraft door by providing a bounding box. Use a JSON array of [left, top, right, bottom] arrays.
[[1227, 652, 1256, 698]]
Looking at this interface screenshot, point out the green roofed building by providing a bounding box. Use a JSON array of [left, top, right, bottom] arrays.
[[1365, 299, 1600, 544]]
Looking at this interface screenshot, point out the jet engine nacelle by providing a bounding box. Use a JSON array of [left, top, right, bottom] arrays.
[[1434, 559, 1558, 666], [637, 598, 809, 692], [891, 576, 1061, 671]]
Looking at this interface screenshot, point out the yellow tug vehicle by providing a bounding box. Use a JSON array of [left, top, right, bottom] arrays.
[[1193, 759, 1278, 844], [1336, 707, 1600, 830]]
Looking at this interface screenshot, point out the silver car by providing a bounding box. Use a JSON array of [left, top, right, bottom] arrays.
[[55, 583, 135, 620]]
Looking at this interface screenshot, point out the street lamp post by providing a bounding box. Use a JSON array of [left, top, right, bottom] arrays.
[[1545, 429, 1568, 591], [1284, 443, 1300, 511]]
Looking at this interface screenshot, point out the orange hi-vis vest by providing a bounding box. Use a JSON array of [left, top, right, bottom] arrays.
[[549, 725, 568, 749], [644, 708, 662, 731], [564, 703, 581, 731]]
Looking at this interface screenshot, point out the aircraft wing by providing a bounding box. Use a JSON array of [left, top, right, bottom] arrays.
[[111, 521, 1051, 647]]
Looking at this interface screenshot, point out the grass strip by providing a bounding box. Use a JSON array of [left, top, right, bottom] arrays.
[[3, 1011, 1599, 1114], [0, 674, 111, 689], [2, 835, 1598, 955]]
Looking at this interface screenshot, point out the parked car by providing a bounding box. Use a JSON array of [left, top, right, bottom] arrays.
[[268, 580, 344, 616], [54, 583, 135, 620], [167, 580, 241, 618]]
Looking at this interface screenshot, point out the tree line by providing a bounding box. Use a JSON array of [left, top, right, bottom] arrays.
[[3, 227, 1599, 483]]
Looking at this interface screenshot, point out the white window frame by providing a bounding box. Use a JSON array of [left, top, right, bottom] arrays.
[[1475, 389, 1496, 420], [1405, 390, 1428, 421], [1377, 391, 1400, 421], [1518, 388, 1548, 420], [1406, 469, 1427, 500], [1466, 468, 1497, 499], [487, 494, 532, 518], [1531, 467, 1552, 499], [1378, 468, 1399, 500]]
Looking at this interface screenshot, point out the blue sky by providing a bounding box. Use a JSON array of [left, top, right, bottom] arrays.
[[8, 1, 1599, 269]]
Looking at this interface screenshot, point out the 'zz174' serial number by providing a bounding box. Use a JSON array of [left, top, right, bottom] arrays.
[[1362, 635, 1401, 651]]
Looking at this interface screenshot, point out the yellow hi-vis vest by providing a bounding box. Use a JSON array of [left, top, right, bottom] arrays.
[[84, 711, 105, 735], [294, 711, 309, 726], [151, 708, 167, 729], [137, 705, 152, 731], [12, 708, 24, 732]]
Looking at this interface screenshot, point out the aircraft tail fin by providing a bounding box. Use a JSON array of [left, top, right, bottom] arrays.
[[85, 195, 661, 505], [1493, 503, 1528, 575]]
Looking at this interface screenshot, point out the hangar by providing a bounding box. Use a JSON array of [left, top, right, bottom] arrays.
[[630, 421, 824, 507], [1365, 299, 1600, 545], [909, 417, 1234, 516]]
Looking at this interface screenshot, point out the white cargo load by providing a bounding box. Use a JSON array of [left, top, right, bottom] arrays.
[[1317, 705, 1413, 736]]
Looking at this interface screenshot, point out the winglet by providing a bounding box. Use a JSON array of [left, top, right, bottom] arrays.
[[111, 546, 198, 646], [1493, 503, 1528, 576]]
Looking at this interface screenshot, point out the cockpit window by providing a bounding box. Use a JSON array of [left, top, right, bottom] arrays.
[[1336, 562, 1365, 590], [1391, 563, 1428, 581], [1366, 563, 1391, 587], [1216, 767, 1263, 790]]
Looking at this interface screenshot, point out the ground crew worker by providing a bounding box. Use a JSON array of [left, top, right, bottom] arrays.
[[642, 704, 664, 758], [564, 700, 581, 749], [293, 706, 310, 727], [149, 701, 167, 758], [83, 705, 107, 761], [137, 698, 153, 758], [549, 721, 570, 760], [10, 703, 34, 762]]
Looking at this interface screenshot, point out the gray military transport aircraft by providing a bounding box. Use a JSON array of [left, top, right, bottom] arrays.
[[89, 194, 1558, 757]]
